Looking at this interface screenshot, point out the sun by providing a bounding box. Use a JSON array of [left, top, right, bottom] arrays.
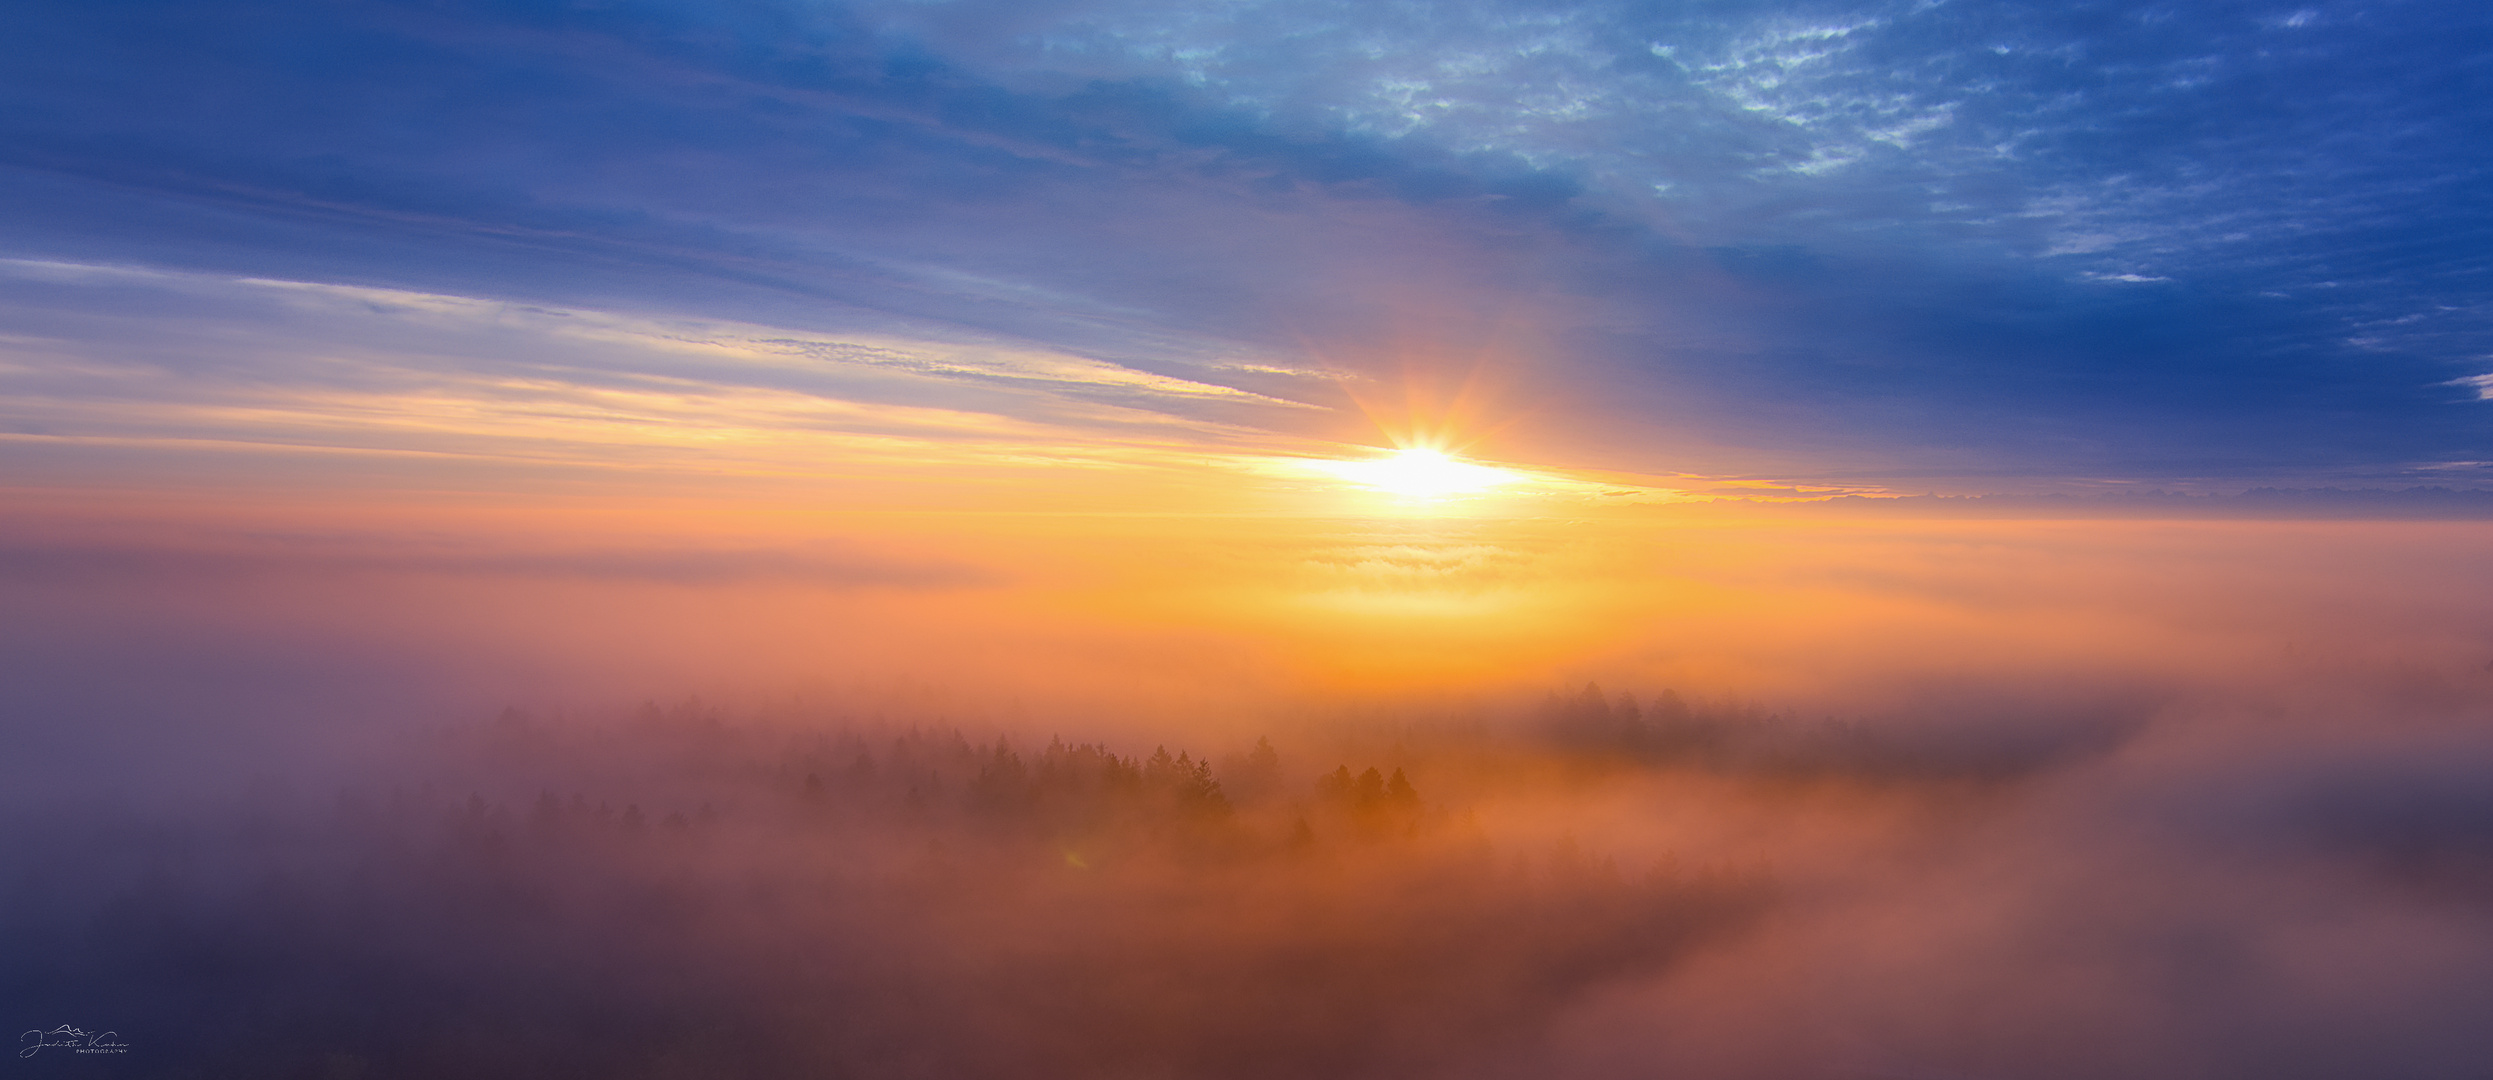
[[1319, 447, 1518, 499]]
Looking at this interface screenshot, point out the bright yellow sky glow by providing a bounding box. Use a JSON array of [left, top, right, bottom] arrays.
[[1316, 447, 1520, 499]]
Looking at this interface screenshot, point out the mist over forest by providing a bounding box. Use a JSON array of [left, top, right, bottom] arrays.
[[13, 665, 2493, 1079]]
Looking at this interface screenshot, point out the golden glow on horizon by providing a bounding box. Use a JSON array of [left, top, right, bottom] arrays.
[[1318, 447, 1520, 500]]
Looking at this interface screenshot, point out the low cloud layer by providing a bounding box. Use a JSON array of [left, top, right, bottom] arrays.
[[11, 674, 2493, 1078], [7, 511, 2493, 1076]]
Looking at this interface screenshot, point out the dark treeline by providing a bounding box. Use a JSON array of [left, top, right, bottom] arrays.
[[1537, 682, 2141, 782], [3, 700, 1776, 1080]]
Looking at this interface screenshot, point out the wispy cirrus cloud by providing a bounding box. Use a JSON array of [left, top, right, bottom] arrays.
[[0, 259, 1357, 490]]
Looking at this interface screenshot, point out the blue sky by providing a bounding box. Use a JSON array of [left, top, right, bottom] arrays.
[[4, 0, 2490, 489]]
